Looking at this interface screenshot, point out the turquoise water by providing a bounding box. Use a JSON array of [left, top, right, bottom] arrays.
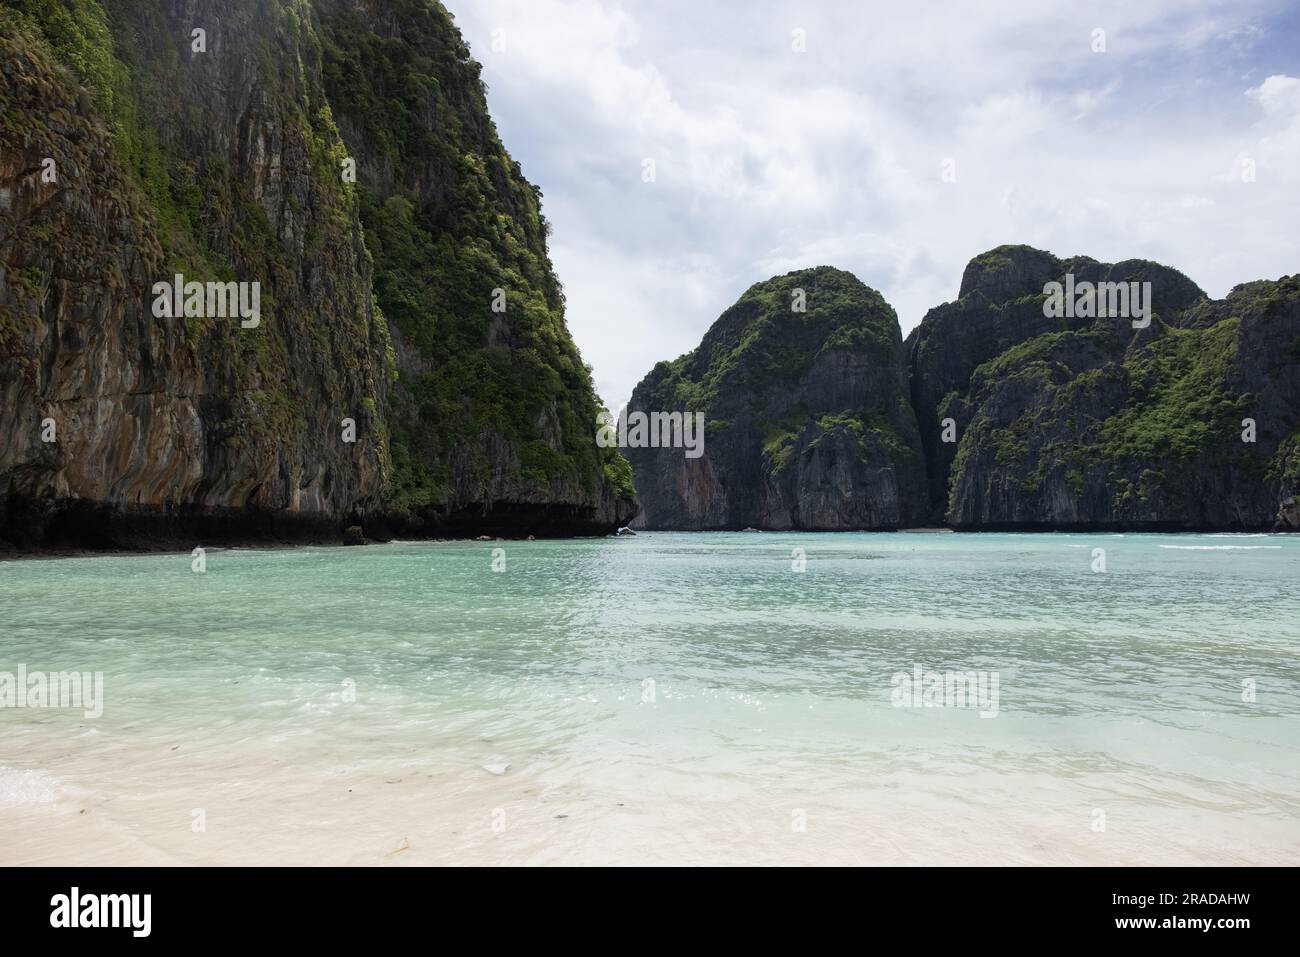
[[2, 532, 1298, 865]]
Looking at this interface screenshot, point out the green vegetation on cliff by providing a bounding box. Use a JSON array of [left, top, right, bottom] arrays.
[[627, 267, 925, 530], [315, 0, 631, 511], [1097, 319, 1251, 463], [934, 246, 1297, 528], [5, 0, 393, 466], [950, 318, 1254, 511], [641, 267, 898, 412], [2, 0, 633, 540]]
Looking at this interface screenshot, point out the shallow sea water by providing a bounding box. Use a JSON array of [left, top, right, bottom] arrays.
[[1, 531, 1297, 865]]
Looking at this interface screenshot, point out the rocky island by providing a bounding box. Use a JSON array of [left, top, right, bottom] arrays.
[[629, 247, 1299, 531], [624, 267, 925, 530]]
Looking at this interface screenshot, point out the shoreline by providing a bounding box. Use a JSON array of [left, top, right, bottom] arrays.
[[4, 750, 1289, 866], [2, 525, 1293, 562]]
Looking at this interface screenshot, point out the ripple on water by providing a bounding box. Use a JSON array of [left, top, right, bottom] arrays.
[[1, 531, 1297, 864]]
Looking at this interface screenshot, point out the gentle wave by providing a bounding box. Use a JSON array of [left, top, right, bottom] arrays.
[[1159, 544, 1283, 550]]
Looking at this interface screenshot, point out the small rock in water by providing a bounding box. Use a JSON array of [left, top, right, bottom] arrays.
[[481, 762, 510, 776], [1278, 495, 1299, 529], [475, 534, 493, 541]]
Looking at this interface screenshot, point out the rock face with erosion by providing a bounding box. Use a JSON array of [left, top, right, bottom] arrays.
[[629, 248, 1299, 532], [0, 0, 635, 548], [905, 246, 1300, 530], [625, 267, 925, 530]]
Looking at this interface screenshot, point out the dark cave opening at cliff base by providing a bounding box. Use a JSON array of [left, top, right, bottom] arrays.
[[1, 499, 344, 552]]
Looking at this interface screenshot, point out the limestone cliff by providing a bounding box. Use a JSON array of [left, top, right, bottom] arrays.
[[0, 0, 634, 548], [625, 267, 925, 530], [629, 250, 1298, 532], [907, 246, 1300, 530], [315, 0, 636, 537]]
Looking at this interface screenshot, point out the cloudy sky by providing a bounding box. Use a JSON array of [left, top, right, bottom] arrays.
[[446, 0, 1300, 412]]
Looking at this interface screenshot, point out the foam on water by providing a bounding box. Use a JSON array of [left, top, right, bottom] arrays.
[[1159, 544, 1283, 549], [0, 767, 61, 808]]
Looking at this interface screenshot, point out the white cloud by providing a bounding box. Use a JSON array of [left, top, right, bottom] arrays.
[[1247, 73, 1300, 112], [449, 0, 1300, 410]]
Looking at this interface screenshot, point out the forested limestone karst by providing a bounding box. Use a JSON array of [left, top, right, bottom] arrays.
[[0, 0, 635, 548]]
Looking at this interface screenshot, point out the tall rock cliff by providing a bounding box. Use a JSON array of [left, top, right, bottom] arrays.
[[0, 0, 634, 548], [906, 246, 1300, 530], [314, 0, 635, 537], [629, 250, 1298, 532], [625, 267, 925, 530]]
